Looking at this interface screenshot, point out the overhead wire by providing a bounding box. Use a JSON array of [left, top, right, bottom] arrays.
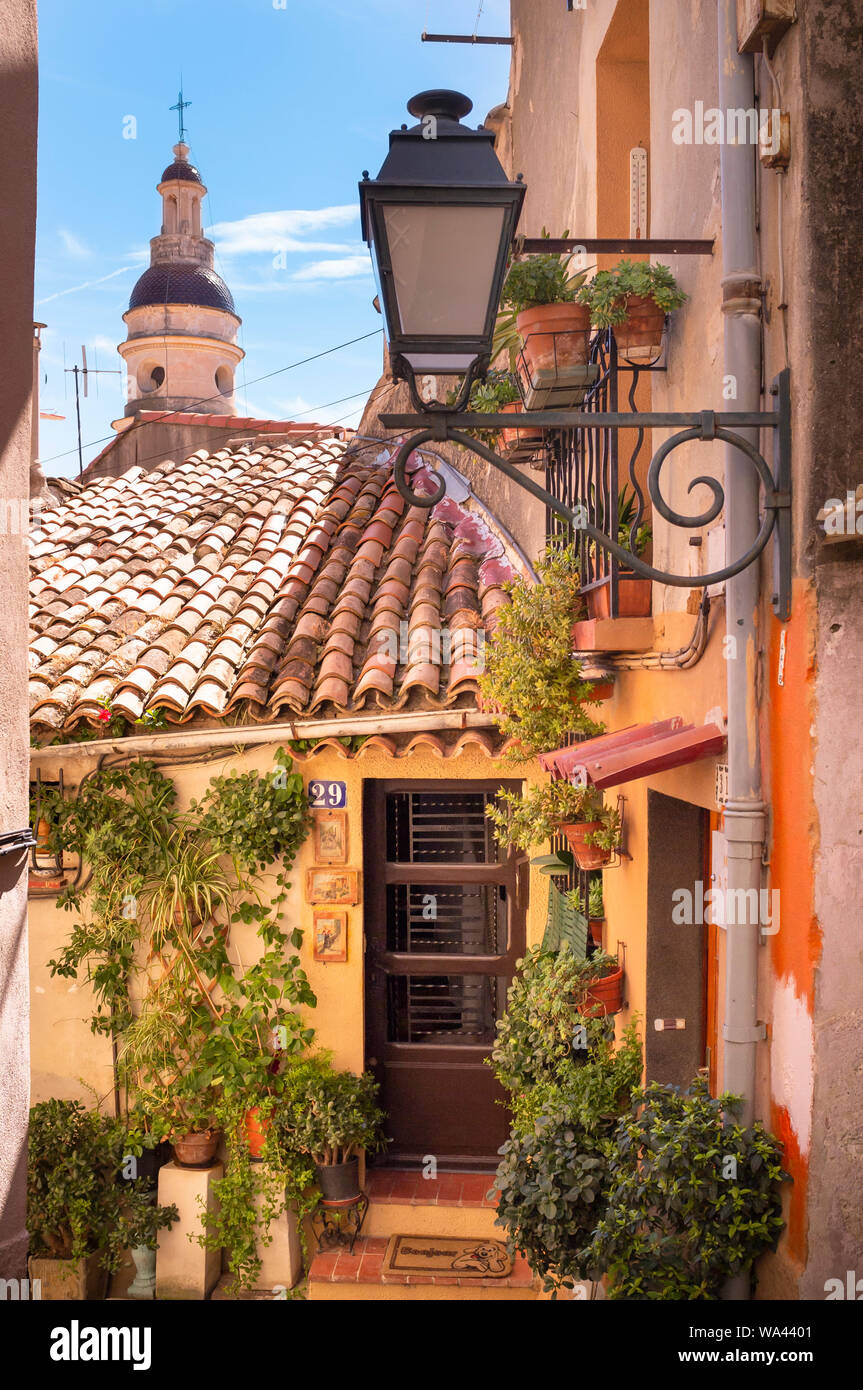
[[38, 328, 383, 467]]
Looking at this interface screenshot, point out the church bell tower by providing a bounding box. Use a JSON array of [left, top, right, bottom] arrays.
[[118, 105, 243, 420]]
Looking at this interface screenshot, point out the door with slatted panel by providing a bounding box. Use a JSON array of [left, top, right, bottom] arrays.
[[363, 780, 526, 1167]]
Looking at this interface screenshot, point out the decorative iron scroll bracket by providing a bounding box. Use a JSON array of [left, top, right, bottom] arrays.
[[379, 368, 791, 620]]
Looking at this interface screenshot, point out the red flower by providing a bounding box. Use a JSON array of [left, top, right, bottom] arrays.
[[97, 708, 112, 722]]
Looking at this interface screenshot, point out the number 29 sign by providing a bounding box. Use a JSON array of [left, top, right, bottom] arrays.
[[308, 780, 347, 809]]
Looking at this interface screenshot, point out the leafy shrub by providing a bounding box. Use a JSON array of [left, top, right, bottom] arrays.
[[489, 950, 642, 1293], [479, 542, 606, 760], [28, 1099, 177, 1270], [587, 1077, 789, 1299], [194, 748, 311, 874], [277, 1055, 386, 1166]]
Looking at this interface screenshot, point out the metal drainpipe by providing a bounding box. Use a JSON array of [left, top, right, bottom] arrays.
[[717, 0, 768, 1296]]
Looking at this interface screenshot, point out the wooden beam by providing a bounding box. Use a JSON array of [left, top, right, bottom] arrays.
[[517, 238, 714, 255]]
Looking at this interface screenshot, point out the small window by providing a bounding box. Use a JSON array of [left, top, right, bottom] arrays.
[[136, 362, 165, 393], [215, 366, 233, 396]]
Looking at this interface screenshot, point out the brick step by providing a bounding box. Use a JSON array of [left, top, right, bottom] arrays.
[[307, 1237, 539, 1302], [362, 1169, 499, 1239]]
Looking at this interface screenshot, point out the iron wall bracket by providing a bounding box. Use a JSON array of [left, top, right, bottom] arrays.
[[379, 368, 791, 618]]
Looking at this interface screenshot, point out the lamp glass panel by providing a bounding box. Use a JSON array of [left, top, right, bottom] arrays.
[[383, 203, 506, 338]]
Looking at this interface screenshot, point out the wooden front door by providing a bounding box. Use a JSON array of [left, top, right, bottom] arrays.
[[363, 781, 526, 1168]]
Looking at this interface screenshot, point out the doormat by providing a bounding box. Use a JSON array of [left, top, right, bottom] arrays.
[[383, 1234, 513, 1279]]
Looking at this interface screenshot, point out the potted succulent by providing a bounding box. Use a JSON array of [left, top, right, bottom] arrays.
[[479, 542, 605, 760], [487, 779, 621, 868], [449, 369, 536, 455], [587, 876, 605, 947], [27, 1098, 176, 1300], [576, 259, 687, 356], [584, 485, 653, 620], [499, 235, 596, 407], [278, 1056, 386, 1201]]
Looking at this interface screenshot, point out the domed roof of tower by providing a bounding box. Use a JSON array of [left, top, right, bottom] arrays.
[[128, 263, 236, 313], [161, 158, 203, 184]]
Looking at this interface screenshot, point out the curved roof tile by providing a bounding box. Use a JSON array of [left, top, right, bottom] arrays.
[[29, 435, 525, 737]]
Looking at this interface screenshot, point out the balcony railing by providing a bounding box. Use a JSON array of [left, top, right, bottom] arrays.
[[545, 327, 665, 620]]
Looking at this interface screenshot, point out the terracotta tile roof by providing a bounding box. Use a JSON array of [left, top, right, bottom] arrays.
[[29, 433, 522, 736]]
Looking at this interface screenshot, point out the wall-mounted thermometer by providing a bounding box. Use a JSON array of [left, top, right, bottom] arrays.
[[630, 146, 648, 240]]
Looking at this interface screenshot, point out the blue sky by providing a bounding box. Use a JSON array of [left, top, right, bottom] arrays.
[[35, 0, 511, 477]]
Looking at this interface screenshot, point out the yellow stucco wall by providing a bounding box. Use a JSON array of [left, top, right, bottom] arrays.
[[28, 740, 547, 1107]]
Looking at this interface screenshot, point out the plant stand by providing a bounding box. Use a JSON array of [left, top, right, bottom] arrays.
[[311, 1193, 369, 1255]]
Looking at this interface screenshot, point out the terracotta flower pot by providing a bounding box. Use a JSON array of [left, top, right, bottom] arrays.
[[500, 401, 543, 454], [580, 962, 625, 1017], [585, 681, 614, 702], [244, 1107, 270, 1160], [560, 821, 613, 870], [172, 1129, 219, 1168], [517, 301, 592, 376], [589, 918, 604, 948], [586, 574, 652, 620], [613, 294, 666, 352]]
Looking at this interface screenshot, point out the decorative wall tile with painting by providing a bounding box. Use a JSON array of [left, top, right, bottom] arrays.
[[312, 809, 348, 864], [306, 867, 360, 905], [313, 909, 348, 963]]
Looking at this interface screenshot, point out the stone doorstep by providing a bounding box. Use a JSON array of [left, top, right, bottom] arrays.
[[364, 1169, 497, 1209], [308, 1237, 536, 1292]]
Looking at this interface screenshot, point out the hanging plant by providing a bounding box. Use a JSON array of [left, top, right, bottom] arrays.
[[479, 541, 606, 760], [486, 779, 620, 856]]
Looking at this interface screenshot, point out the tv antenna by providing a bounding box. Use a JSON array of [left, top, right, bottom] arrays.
[[64, 346, 121, 479]]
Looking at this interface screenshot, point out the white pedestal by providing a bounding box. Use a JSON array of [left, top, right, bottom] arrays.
[[156, 1160, 223, 1300], [253, 1165, 303, 1293]]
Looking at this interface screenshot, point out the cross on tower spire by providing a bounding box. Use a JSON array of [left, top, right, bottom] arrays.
[[170, 88, 192, 144]]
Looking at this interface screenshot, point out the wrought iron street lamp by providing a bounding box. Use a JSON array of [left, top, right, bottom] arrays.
[[362, 92, 791, 618], [360, 90, 525, 409]]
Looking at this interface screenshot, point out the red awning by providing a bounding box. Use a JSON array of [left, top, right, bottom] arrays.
[[538, 718, 726, 789]]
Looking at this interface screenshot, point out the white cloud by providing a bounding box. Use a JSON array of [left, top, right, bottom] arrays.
[[206, 206, 359, 257], [59, 229, 89, 258], [37, 264, 136, 305], [292, 255, 371, 282]]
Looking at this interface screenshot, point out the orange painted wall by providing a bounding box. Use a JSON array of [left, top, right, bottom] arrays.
[[762, 578, 820, 1268]]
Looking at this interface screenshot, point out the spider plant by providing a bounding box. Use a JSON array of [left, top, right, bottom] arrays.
[[140, 824, 234, 946]]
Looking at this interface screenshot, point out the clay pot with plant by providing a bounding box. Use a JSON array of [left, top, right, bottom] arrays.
[[486, 779, 621, 867], [576, 259, 687, 354], [588, 877, 605, 947], [584, 485, 653, 621], [277, 1055, 387, 1201], [500, 238, 595, 405]]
